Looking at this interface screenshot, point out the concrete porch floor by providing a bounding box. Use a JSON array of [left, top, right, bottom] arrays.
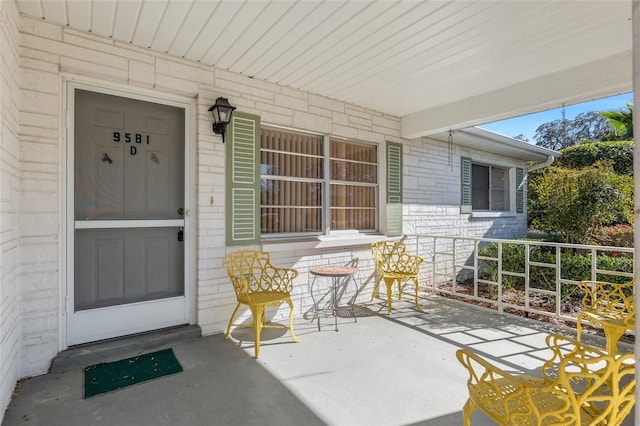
[[2, 295, 635, 426]]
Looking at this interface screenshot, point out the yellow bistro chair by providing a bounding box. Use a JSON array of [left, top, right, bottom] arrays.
[[371, 240, 424, 314], [457, 333, 635, 425], [224, 250, 300, 358], [576, 280, 635, 355]]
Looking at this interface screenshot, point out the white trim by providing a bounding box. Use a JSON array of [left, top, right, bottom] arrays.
[[62, 79, 196, 348], [262, 234, 388, 252], [67, 297, 188, 346], [470, 211, 517, 219], [461, 127, 559, 158], [62, 73, 194, 110]]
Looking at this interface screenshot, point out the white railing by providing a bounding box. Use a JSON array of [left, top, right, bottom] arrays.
[[403, 234, 634, 322]]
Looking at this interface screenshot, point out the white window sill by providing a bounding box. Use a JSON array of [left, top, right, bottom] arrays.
[[261, 234, 390, 252], [470, 211, 517, 219]]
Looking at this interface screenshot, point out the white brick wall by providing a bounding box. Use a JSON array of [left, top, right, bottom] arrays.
[[0, 0, 22, 414], [3, 13, 533, 400], [403, 136, 528, 238], [13, 15, 404, 364]]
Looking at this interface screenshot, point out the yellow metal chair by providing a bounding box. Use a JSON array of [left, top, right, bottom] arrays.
[[456, 333, 635, 426], [224, 250, 299, 358], [371, 240, 424, 314], [576, 280, 635, 355]]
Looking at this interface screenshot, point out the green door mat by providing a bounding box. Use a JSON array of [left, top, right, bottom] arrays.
[[84, 348, 183, 398]]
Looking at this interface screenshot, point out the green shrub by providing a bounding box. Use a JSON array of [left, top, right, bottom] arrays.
[[528, 161, 634, 243], [596, 255, 634, 284]]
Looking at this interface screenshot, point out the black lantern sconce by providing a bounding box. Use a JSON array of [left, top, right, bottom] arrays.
[[208, 97, 236, 143]]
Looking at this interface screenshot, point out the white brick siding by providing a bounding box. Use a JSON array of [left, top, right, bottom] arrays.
[[0, 0, 22, 414], [0, 10, 532, 417]]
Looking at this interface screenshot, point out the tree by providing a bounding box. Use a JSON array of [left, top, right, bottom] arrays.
[[528, 161, 633, 244], [533, 109, 608, 150], [600, 102, 633, 141], [557, 140, 634, 175]]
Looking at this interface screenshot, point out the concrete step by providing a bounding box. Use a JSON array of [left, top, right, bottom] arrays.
[[50, 325, 201, 372]]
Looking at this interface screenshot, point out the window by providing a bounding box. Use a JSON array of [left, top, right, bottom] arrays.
[[259, 127, 378, 235], [226, 113, 401, 246], [329, 139, 377, 231], [460, 157, 524, 214], [260, 128, 323, 234], [472, 164, 508, 211]]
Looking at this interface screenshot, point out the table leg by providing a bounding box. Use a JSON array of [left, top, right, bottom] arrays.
[[333, 277, 338, 331], [350, 274, 358, 323], [309, 275, 321, 331]]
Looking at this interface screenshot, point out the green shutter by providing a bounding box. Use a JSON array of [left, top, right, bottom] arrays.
[[386, 141, 403, 236], [460, 157, 472, 214], [515, 167, 524, 213], [226, 112, 261, 246]]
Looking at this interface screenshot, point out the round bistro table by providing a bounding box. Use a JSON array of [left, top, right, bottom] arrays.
[[309, 265, 359, 331]]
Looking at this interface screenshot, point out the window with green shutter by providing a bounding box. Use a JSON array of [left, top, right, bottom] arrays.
[[226, 112, 261, 246], [461, 158, 521, 214], [227, 120, 391, 242], [386, 142, 403, 236]]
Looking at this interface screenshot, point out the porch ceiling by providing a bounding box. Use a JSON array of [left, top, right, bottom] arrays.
[[16, 0, 633, 138]]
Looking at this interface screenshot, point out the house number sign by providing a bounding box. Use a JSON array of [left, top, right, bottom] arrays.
[[113, 131, 151, 155]]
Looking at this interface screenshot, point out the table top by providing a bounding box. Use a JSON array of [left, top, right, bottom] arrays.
[[310, 266, 358, 277]]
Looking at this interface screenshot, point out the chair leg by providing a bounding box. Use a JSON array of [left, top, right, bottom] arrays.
[[462, 399, 476, 426], [575, 313, 584, 341], [250, 304, 266, 358], [224, 303, 242, 340], [286, 297, 300, 343], [413, 278, 423, 312], [384, 277, 395, 315], [371, 276, 383, 301]]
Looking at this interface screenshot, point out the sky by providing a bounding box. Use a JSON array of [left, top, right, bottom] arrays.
[[479, 92, 633, 143]]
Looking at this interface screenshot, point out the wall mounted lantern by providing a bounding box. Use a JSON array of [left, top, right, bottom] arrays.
[[208, 97, 236, 143]]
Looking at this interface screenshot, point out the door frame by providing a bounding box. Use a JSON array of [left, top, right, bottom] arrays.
[[61, 79, 196, 349]]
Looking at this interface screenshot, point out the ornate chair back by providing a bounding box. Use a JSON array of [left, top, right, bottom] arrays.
[[370, 240, 424, 314], [576, 280, 635, 354], [225, 250, 296, 304]]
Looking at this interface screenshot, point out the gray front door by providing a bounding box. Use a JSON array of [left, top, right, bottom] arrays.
[[67, 87, 190, 345]]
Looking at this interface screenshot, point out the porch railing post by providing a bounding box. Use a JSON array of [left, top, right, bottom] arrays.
[[474, 240, 479, 298], [452, 238, 457, 291], [497, 241, 503, 313], [525, 242, 530, 312], [432, 236, 436, 289], [555, 246, 561, 317], [591, 248, 597, 281]]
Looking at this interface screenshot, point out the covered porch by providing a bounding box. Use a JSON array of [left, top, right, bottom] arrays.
[[2, 295, 634, 426], [1, 1, 639, 423]]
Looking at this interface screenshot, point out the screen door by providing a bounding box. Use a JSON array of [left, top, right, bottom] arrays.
[[67, 88, 190, 345]]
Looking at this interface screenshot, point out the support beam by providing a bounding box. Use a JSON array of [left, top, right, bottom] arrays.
[[401, 51, 632, 139]]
